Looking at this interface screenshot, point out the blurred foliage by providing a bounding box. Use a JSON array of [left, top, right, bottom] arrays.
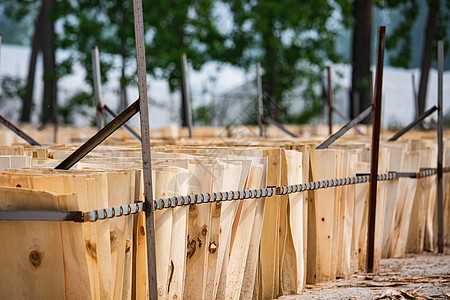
[[218, 0, 342, 122], [58, 90, 95, 125], [0, 75, 27, 120], [373, 0, 450, 68]]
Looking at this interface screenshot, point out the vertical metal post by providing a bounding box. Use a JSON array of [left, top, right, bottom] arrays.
[[181, 52, 193, 138], [91, 46, 105, 130], [132, 0, 158, 298], [256, 61, 264, 137], [327, 66, 333, 135], [366, 26, 385, 273], [437, 39, 444, 253]]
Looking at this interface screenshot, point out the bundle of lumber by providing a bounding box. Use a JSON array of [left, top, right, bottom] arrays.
[[0, 130, 448, 299]]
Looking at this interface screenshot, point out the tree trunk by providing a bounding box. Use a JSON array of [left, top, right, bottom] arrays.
[[264, 37, 283, 123], [40, 0, 56, 125], [20, 1, 44, 123], [350, 0, 372, 123], [180, 84, 187, 126], [417, 3, 437, 117], [119, 52, 128, 112]]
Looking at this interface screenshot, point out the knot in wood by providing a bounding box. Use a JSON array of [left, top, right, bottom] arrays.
[[29, 250, 43, 267]]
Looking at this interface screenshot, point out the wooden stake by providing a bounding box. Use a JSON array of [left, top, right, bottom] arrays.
[[132, 0, 158, 298], [327, 66, 333, 135], [366, 26, 385, 273], [181, 52, 193, 138], [256, 61, 263, 137], [91, 46, 105, 130], [437, 39, 444, 253]]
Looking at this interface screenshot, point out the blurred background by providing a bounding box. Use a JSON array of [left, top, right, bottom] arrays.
[[0, 0, 449, 130]]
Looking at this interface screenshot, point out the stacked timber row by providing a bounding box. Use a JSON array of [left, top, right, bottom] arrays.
[[0, 131, 448, 299]]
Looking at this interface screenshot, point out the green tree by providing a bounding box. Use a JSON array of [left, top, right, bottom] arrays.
[[217, 0, 342, 123], [3, 0, 56, 124], [56, 0, 224, 125], [379, 0, 450, 117]]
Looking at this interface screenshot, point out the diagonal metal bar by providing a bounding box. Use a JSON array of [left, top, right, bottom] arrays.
[[332, 106, 364, 135], [54, 99, 140, 170], [316, 105, 373, 149], [103, 105, 142, 141], [265, 116, 297, 137], [0, 114, 42, 146], [388, 105, 438, 141]]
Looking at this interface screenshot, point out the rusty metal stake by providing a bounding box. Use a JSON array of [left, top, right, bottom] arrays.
[[367, 26, 386, 273], [316, 105, 372, 149], [103, 104, 142, 141], [437, 39, 444, 253], [132, 0, 158, 298], [55, 100, 140, 170], [388, 106, 438, 141], [0, 114, 42, 146]]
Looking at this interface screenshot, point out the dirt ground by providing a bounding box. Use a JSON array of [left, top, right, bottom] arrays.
[[279, 249, 450, 299]]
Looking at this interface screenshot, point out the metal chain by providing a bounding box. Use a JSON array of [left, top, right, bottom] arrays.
[[58, 166, 450, 222]]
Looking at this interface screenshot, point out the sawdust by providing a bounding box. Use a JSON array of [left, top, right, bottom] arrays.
[[278, 249, 450, 299]]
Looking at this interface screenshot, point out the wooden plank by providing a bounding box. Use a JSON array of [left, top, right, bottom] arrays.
[[342, 152, 357, 277], [260, 148, 281, 298], [389, 151, 420, 257], [406, 148, 431, 253], [0, 187, 66, 298], [215, 162, 242, 300], [107, 171, 134, 299], [226, 164, 263, 300], [168, 166, 190, 300], [88, 173, 113, 299], [183, 163, 213, 300], [30, 174, 92, 299], [382, 144, 404, 258], [353, 161, 369, 272], [313, 149, 337, 282], [239, 158, 267, 300], [153, 169, 176, 299], [285, 150, 305, 292]]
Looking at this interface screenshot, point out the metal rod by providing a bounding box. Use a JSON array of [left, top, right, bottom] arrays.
[[103, 104, 142, 141], [265, 116, 297, 137], [55, 99, 140, 170], [327, 66, 333, 135], [388, 105, 438, 141], [91, 46, 105, 130], [0, 209, 83, 222], [316, 105, 372, 149], [181, 52, 193, 138], [332, 106, 364, 135], [256, 60, 264, 137], [132, 0, 158, 298], [0, 114, 42, 146], [437, 39, 444, 253], [367, 26, 386, 273]]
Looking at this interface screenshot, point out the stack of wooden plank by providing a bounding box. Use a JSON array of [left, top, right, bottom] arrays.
[[0, 129, 448, 299]]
